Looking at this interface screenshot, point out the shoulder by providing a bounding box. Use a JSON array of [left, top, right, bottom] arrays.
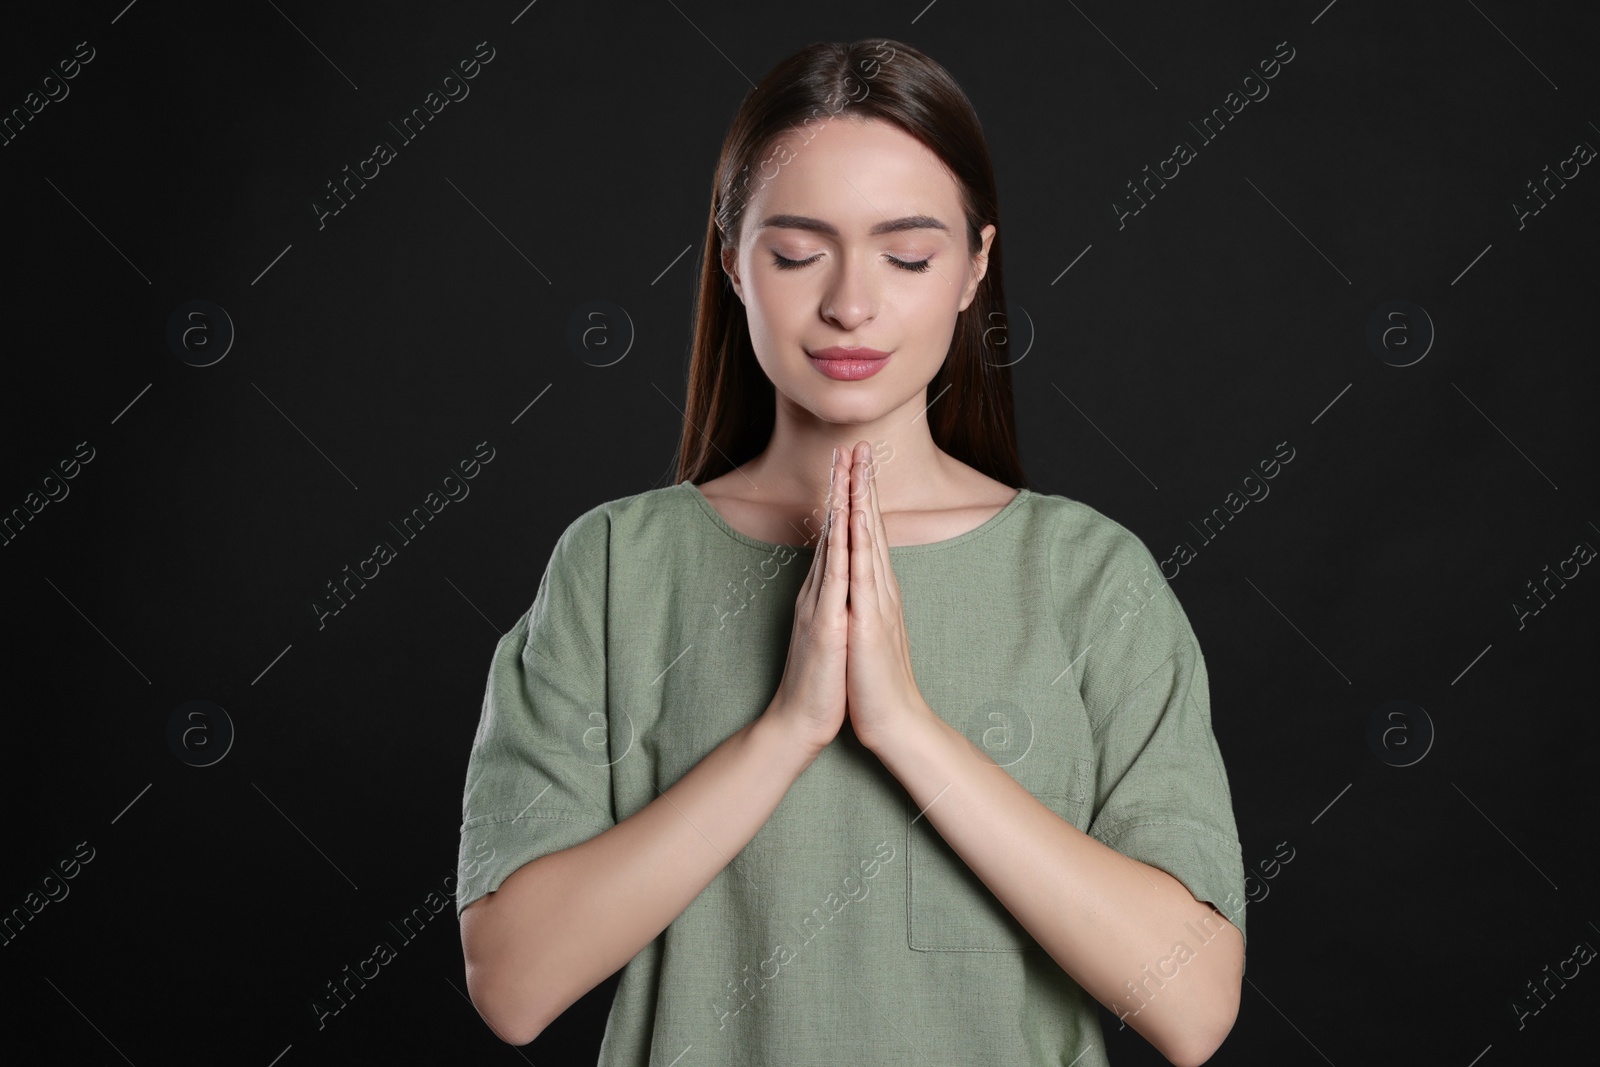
[[1027, 488, 1196, 661], [693, 469, 738, 502], [1025, 489, 1164, 590], [546, 480, 694, 563], [945, 461, 1022, 509], [524, 482, 690, 630]]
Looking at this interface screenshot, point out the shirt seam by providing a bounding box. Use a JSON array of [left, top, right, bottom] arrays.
[[1052, 504, 1189, 722], [1091, 814, 1242, 852], [461, 809, 612, 832], [1087, 639, 1190, 735], [683, 479, 1032, 557]]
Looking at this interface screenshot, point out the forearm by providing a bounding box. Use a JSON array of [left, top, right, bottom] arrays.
[[867, 707, 1243, 1067], [464, 708, 821, 1045]]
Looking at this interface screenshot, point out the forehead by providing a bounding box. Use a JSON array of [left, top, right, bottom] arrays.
[[746, 116, 963, 234]]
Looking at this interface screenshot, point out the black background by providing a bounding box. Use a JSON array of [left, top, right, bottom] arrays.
[[3, 1, 1597, 1063]]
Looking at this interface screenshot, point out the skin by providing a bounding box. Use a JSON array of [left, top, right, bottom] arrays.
[[818, 444, 1243, 1066], [707, 113, 1012, 546], [719, 115, 1244, 1064], [460, 114, 1242, 1065]]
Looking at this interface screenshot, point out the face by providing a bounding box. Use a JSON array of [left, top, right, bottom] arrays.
[[721, 115, 996, 426]]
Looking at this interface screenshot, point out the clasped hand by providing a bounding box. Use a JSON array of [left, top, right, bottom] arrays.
[[770, 440, 934, 755]]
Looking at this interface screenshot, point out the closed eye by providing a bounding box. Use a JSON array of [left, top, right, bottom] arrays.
[[770, 252, 932, 273]]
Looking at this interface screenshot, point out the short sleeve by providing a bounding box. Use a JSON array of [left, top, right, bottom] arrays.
[[1057, 517, 1248, 960], [1084, 635, 1248, 956], [455, 505, 616, 919]]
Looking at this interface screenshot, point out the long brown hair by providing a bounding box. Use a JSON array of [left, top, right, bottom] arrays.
[[673, 37, 1028, 490]]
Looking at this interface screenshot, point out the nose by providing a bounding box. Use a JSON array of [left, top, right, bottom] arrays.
[[821, 254, 875, 330]]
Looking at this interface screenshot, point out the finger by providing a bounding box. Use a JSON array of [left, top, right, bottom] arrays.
[[823, 451, 851, 612], [857, 440, 889, 600], [850, 445, 876, 611], [864, 449, 913, 654], [865, 442, 894, 602], [802, 449, 838, 603]]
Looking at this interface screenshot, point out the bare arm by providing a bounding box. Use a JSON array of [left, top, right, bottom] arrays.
[[867, 708, 1243, 1067], [834, 440, 1241, 1067], [460, 706, 823, 1046], [465, 453, 852, 1045]]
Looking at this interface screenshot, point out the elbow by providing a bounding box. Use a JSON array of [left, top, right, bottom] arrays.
[[1161, 984, 1240, 1067], [465, 960, 549, 1047], [1163, 1037, 1222, 1067], [1161, 920, 1243, 1066], [485, 1011, 541, 1048], [489, 1005, 545, 1049], [496, 1015, 546, 1049], [461, 902, 552, 1047]]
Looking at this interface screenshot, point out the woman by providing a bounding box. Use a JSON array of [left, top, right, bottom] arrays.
[[456, 37, 1246, 1067]]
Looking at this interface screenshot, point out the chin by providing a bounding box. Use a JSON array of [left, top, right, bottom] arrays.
[[809, 393, 900, 425]]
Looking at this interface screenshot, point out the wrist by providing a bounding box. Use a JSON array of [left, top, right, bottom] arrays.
[[858, 698, 945, 760], [752, 703, 831, 772]]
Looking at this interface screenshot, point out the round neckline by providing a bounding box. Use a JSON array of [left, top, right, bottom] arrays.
[[680, 478, 1032, 556]]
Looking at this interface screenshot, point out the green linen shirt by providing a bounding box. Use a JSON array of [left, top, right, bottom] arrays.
[[456, 477, 1248, 1065]]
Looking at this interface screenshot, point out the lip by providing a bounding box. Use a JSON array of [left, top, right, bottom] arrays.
[[808, 346, 891, 381], [810, 346, 890, 361]]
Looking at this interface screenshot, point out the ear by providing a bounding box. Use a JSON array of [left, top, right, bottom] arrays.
[[957, 224, 996, 313], [721, 245, 745, 305]]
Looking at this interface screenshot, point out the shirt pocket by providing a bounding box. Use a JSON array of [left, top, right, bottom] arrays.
[[905, 755, 1095, 952]]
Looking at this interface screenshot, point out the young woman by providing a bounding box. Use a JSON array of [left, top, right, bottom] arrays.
[[456, 37, 1246, 1067]]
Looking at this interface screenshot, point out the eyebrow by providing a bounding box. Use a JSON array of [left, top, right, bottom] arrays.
[[757, 213, 951, 238]]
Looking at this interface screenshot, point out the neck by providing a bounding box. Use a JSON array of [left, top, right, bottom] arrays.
[[738, 388, 955, 511]]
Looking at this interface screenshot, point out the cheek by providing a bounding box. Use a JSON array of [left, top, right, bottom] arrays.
[[743, 265, 792, 313], [901, 266, 961, 307], [740, 288, 798, 379], [900, 286, 960, 338], [742, 289, 786, 345], [744, 276, 813, 338]]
